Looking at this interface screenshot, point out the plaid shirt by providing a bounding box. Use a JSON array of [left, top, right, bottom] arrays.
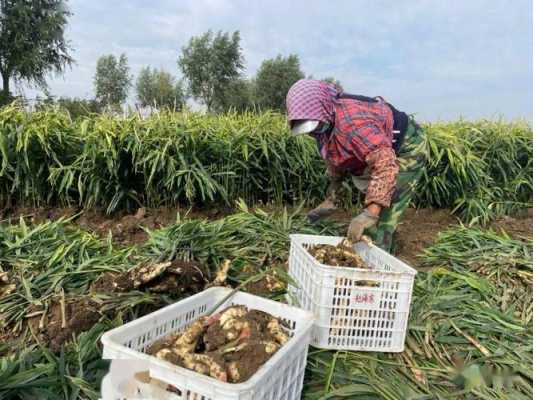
[[317, 97, 399, 207]]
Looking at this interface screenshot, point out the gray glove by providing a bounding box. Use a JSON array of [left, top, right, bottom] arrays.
[[347, 210, 378, 241], [307, 198, 337, 223], [307, 180, 343, 223]]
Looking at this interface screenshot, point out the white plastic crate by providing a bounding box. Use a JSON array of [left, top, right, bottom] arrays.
[[101, 287, 314, 400], [101, 368, 182, 399], [287, 234, 417, 352]]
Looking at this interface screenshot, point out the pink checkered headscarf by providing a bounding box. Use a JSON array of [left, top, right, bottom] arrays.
[[286, 79, 339, 124]]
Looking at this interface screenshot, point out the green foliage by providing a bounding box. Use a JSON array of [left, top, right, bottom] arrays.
[[217, 78, 255, 112], [0, 217, 136, 330], [255, 54, 304, 111], [0, 0, 72, 98], [322, 77, 343, 91], [135, 67, 185, 111], [178, 30, 244, 112], [0, 106, 530, 221], [417, 120, 533, 223], [56, 97, 101, 119], [34, 96, 101, 119], [93, 54, 131, 110], [145, 201, 339, 268], [0, 322, 114, 400], [0, 90, 15, 107]]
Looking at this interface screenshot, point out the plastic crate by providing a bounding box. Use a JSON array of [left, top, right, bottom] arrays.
[[101, 368, 182, 399], [287, 234, 417, 352], [101, 287, 314, 400]]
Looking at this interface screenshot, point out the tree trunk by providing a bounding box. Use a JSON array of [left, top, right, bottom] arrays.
[[1, 70, 10, 98]]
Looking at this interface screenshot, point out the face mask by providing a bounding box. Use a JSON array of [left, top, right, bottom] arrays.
[[311, 122, 331, 136]]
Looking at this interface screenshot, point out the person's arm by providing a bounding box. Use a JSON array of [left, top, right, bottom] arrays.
[[347, 146, 399, 241], [364, 146, 399, 214]]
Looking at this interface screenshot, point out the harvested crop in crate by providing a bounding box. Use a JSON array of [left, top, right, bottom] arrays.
[[308, 240, 368, 269], [308, 240, 378, 287], [147, 306, 289, 383], [307, 239, 382, 337]]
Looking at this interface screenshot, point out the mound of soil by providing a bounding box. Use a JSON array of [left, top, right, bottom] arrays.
[[91, 259, 208, 297], [393, 208, 459, 267], [146, 306, 289, 383], [395, 208, 533, 268], [77, 207, 175, 246], [28, 297, 101, 352], [245, 273, 285, 296], [1, 206, 231, 246], [0, 206, 78, 224], [489, 212, 533, 239]]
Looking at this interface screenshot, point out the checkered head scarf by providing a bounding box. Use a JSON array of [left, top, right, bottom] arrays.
[[286, 79, 339, 124]]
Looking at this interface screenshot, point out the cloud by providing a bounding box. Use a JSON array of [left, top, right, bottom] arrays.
[[20, 0, 533, 121]]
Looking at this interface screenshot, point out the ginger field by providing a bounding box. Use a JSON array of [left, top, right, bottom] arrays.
[[0, 109, 532, 399]]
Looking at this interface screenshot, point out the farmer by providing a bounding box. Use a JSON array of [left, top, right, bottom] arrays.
[[286, 79, 427, 252]]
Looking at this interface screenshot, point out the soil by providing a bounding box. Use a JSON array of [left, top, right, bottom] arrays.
[[27, 297, 101, 352], [91, 259, 208, 297], [0, 205, 231, 246], [245, 273, 285, 296], [146, 306, 288, 383], [394, 208, 533, 267], [394, 208, 459, 267], [1, 204, 531, 273], [222, 340, 274, 382], [488, 212, 533, 239]]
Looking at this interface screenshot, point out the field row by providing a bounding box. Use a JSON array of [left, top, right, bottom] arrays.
[[1, 106, 531, 222]]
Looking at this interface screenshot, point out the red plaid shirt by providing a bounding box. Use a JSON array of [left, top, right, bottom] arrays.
[[316, 97, 399, 207]]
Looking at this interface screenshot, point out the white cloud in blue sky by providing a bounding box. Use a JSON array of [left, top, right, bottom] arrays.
[[22, 0, 533, 121]]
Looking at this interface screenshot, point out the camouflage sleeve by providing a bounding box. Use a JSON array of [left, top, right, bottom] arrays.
[[326, 161, 345, 182], [364, 147, 399, 208]]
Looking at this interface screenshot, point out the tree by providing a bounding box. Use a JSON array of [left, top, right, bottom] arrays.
[[254, 54, 304, 111], [35, 95, 100, 118], [0, 0, 72, 103], [178, 30, 244, 112], [57, 97, 100, 118], [93, 54, 131, 110], [217, 78, 254, 112], [136, 67, 185, 111], [322, 77, 343, 92]]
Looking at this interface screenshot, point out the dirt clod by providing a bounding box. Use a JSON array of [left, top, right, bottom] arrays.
[[91, 259, 208, 297], [28, 297, 101, 352], [245, 273, 285, 296]]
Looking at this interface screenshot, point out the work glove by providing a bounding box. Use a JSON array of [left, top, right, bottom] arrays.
[[307, 178, 343, 223], [307, 198, 337, 223], [347, 209, 378, 242]]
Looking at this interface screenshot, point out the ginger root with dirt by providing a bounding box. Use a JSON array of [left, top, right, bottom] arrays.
[[0, 270, 16, 298], [91, 259, 208, 296], [308, 241, 380, 287], [308, 240, 369, 269], [146, 306, 290, 383]]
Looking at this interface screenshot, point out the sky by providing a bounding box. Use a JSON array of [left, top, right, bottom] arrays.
[[20, 0, 533, 121]]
